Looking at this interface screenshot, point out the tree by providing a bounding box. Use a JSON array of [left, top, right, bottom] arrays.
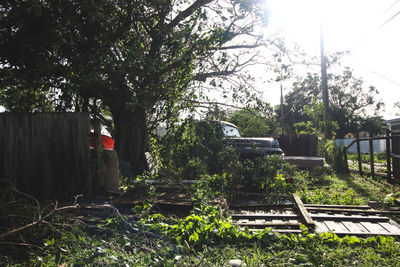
[[293, 97, 338, 138], [228, 106, 280, 137], [282, 68, 384, 138], [359, 116, 385, 136], [1, 0, 268, 175]]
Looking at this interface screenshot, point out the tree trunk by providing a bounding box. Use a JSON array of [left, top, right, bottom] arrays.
[[110, 105, 149, 177]]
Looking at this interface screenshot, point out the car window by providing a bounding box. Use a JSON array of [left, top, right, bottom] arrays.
[[222, 125, 241, 137]]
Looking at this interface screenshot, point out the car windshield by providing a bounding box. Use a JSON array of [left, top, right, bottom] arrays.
[[222, 124, 241, 137]]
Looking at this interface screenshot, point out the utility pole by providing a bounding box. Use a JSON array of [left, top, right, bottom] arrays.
[[320, 23, 329, 122]]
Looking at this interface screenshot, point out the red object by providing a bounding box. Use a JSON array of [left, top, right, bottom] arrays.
[[89, 134, 115, 150], [101, 135, 115, 149]]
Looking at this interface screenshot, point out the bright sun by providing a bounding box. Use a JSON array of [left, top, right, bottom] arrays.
[[265, 0, 385, 54]]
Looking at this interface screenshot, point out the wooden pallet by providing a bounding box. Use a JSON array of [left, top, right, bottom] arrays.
[[229, 193, 400, 236]]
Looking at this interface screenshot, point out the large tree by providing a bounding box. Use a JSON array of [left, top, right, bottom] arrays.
[[281, 68, 384, 138], [0, 0, 267, 175]]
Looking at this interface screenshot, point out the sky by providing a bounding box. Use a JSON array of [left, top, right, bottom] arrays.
[[261, 0, 400, 120]]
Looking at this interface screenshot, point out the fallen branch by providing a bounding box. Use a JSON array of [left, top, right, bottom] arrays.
[[0, 241, 43, 250], [110, 205, 161, 239], [0, 194, 80, 241]]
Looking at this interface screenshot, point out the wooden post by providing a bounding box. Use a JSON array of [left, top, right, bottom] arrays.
[[356, 132, 363, 174], [369, 136, 374, 179], [386, 129, 392, 181], [343, 147, 349, 173]]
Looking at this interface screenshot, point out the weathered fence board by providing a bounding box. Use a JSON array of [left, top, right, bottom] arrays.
[[393, 130, 400, 181], [0, 112, 89, 199], [341, 130, 400, 181], [278, 134, 318, 156]]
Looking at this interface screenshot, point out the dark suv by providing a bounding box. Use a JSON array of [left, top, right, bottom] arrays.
[[196, 121, 284, 158], [218, 121, 284, 158]]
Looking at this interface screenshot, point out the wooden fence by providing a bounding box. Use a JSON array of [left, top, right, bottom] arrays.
[[278, 134, 318, 157], [0, 112, 89, 199], [342, 129, 400, 181], [393, 129, 400, 181]]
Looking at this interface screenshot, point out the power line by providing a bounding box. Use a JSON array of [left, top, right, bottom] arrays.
[[350, 59, 400, 88], [378, 9, 400, 29], [350, 3, 400, 53], [383, 0, 400, 15]]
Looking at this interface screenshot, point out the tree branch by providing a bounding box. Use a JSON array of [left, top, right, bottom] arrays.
[[168, 0, 213, 29], [0, 194, 80, 240]]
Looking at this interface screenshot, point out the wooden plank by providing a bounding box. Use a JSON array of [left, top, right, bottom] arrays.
[[391, 153, 400, 159], [236, 222, 302, 227], [386, 129, 392, 180], [247, 229, 302, 233], [369, 137, 375, 178], [271, 229, 302, 233], [231, 214, 298, 220], [229, 203, 294, 209], [292, 193, 315, 226], [356, 132, 363, 174], [324, 221, 350, 233], [342, 221, 369, 234], [235, 191, 290, 198], [360, 222, 389, 234], [332, 231, 400, 237], [314, 221, 329, 233], [378, 222, 400, 235], [305, 207, 400, 216], [310, 214, 389, 222], [304, 204, 371, 209]]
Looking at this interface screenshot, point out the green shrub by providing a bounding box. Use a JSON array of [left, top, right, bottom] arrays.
[[153, 119, 238, 182], [229, 155, 295, 194]]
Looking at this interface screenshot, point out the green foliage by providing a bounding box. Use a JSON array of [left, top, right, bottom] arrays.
[[227, 107, 280, 137], [284, 67, 384, 138], [300, 187, 363, 205], [294, 97, 338, 139], [331, 145, 348, 174], [151, 119, 296, 201], [3, 169, 400, 266], [360, 116, 385, 136], [318, 139, 347, 174], [192, 173, 227, 209], [168, 205, 283, 249], [155, 119, 238, 181], [229, 155, 296, 195], [0, 0, 268, 174]]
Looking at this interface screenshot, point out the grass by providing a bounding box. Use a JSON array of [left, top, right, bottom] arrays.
[[2, 170, 400, 266], [175, 242, 400, 266], [294, 170, 400, 206], [347, 151, 388, 164]]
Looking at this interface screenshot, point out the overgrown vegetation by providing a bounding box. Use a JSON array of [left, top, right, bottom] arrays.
[[2, 171, 400, 266], [2, 129, 400, 266], [0, 0, 395, 265], [151, 119, 295, 198]]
